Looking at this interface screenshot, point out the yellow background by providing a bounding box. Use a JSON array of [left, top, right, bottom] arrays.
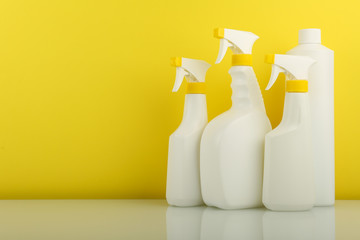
[[0, 0, 357, 199]]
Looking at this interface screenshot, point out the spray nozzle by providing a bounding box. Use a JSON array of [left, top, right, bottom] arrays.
[[214, 28, 259, 64], [170, 57, 211, 92], [264, 54, 316, 90]]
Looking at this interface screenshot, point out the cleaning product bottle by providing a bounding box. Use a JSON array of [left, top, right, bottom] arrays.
[[262, 54, 316, 211], [287, 29, 334, 206], [167, 57, 211, 207], [200, 28, 272, 209]]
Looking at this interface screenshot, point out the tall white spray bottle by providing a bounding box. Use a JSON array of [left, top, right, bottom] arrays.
[[287, 29, 334, 206], [200, 28, 272, 209], [167, 57, 211, 207], [262, 54, 316, 211]]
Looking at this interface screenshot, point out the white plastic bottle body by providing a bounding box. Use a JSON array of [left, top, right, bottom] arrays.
[[262, 93, 315, 211], [200, 66, 271, 209], [287, 42, 334, 206], [166, 94, 207, 207]]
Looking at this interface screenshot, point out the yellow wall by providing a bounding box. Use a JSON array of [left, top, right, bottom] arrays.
[[0, 0, 357, 199]]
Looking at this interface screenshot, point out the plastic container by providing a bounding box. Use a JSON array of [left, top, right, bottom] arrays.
[[262, 54, 316, 211], [200, 28, 271, 209], [287, 29, 335, 206], [166, 57, 211, 207]]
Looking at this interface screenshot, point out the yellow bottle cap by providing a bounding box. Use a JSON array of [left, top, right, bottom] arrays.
[[214, 28, 225, 39], [186, 82, 206, 94], [170, 57, 182, 67], [286, 80, 308, 92], [264, 54, 275, 64], [232, 54, 252, 66]]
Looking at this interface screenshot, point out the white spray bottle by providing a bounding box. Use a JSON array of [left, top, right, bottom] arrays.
[[262, 54, 316, 211], [287, 29, 334, 206], [167, 57, 211, 207], [200, 28, 272, 209]]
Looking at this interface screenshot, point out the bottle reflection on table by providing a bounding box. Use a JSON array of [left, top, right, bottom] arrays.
[[201, 207, 265, 240], [166, 206, 335, 240], [263, 206, 335, 240], [166, 206, 205, 240]]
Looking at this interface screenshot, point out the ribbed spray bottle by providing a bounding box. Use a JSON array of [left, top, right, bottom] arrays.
[[200, 29, 271, 209]]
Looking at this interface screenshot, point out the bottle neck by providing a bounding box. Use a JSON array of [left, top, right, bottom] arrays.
[[281, 92, 310, 126], [229, 66, 266, 112], [181, 94, 207, 124]]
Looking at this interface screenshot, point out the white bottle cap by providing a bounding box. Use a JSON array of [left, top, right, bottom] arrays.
[[170, 57, 211, 92], [298, 29, 321, 44], [214, 28, 259, 64], [264, 54, 316, 90]]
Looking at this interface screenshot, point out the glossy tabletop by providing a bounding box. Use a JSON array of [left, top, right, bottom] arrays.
[[0, 200, 358, 239]]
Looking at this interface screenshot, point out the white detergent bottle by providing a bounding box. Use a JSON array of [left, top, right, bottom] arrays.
[[287, 29, 334, 206], [200, 28, 272, 209], [262, 54, 316, 211], [167, 57, 211, 207]]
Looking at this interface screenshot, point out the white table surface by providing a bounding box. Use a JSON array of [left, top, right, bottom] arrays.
[[0, 200, 357, 239]]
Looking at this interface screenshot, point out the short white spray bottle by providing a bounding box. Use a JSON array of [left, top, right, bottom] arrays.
[[262, 54, 316, 211], [167, 57, 211, 207], [200, 29, 272, 209]]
